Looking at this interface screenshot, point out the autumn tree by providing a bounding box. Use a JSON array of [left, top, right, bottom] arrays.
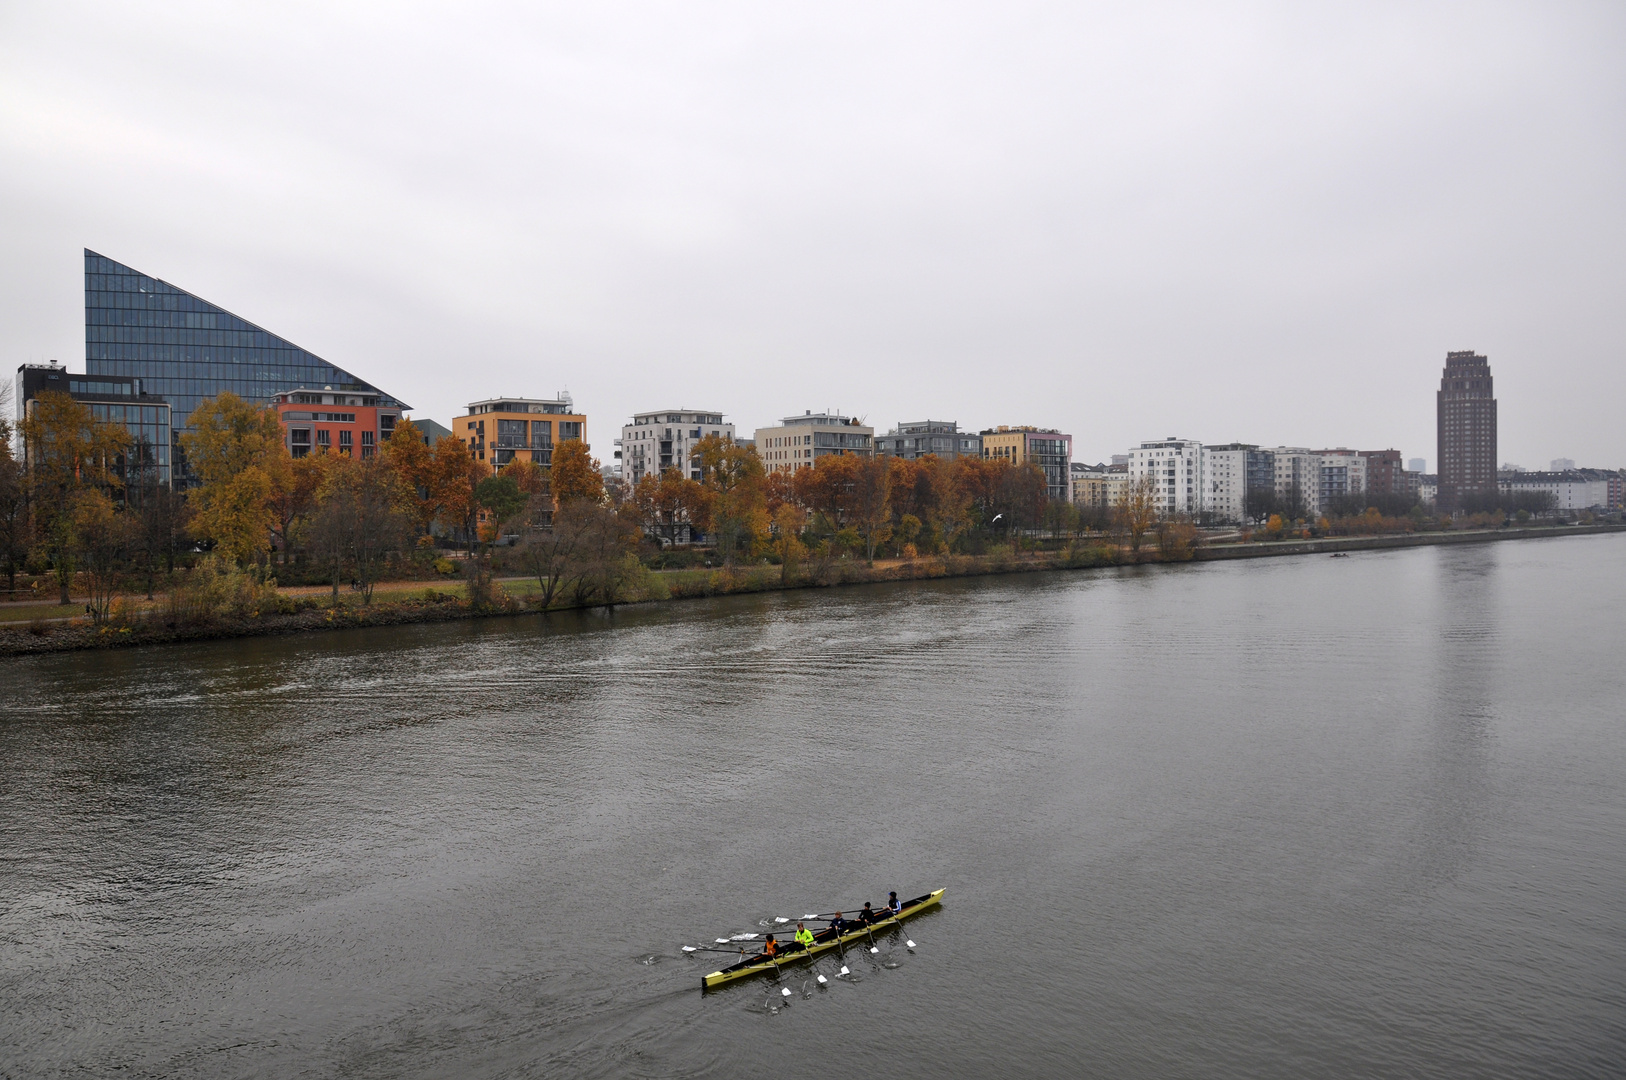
[[68, 489, 132, 625], [793, 453, 858, 537], [182, 393, 288, 565], [381, 420, 443, 536], [431, 436, 487, 553], [0, 414, 25, 594], [848, 456, 893, 564], [632, 468, 710, 545], [692, 434, 768, 565], [551, 439, 604, 506], [1115, 474, 1160, 559], [267, 452, 327, 565], [18, 391, 128, 602], [771, 502, 808, 584]]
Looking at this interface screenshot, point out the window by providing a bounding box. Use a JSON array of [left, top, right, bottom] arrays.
[[317, 429, 331, 449], [339, 430, 353, 454]]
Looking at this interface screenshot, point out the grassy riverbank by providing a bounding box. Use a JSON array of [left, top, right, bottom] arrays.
[[2, 523, 1620, 657]]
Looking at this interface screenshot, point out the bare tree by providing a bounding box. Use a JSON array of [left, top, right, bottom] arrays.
[[1114, 475, 1160, 559], [309, 456, 412, 603]]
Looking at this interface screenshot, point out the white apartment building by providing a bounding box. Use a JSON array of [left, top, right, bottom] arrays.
[[619, 409, 733, 484], [1127, 438, 1205, 517], [1500, 470, 1615, 510], [1201, 443, 1275, 523], [755, 411, 874, 475]]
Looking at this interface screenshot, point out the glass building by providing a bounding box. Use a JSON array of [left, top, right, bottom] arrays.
[[17, 364, 173, 491], [83, 249, 407, 481]]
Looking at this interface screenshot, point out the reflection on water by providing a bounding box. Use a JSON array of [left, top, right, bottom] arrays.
[[2, 536, 1625, 1079]]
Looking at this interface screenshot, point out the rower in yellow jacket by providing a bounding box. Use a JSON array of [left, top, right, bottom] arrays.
[[793, 922, 816, 949]]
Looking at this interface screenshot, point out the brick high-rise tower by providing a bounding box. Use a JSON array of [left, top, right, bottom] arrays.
[[1436, 350, 1497, 512]]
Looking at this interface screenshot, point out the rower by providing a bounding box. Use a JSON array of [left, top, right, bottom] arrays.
[[887, 891, 902, 916], [794, 922, 815, 949], [761, 935, 777, 959], [860, 902, 877, 925], [829, 910, 848, 935]]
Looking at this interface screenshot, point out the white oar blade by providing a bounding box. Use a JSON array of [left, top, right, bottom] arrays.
[[906, 939, 916, 948], [781, 987, 791, 997], [715, 938, 729, 944], [774, 917, 789, 923], [869, 946, 879, 953], [816, 974, 828, 984], [839, 965, 849, 975], [682, 946, 696, 952]]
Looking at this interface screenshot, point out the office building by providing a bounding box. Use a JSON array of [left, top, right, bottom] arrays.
[[1550, 458, 1576, 472], [1436, 350, 1497, 511], [982, 426, 1073, 502], [1408, 457, 1426, 474], [874, 421, 981, 461], [272, 387, 402, 460], [1126, 438, 1203, 517], [755, 412, 873, 475], [84, 249, 406, 482], [17, 362, 173, 491], [451, 395, 585, 474], [620, 409, 733, 484]]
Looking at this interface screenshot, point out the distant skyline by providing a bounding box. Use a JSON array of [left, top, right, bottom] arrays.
[[3, 2, 1623, 467]]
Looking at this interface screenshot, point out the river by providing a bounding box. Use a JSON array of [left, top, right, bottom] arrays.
[[2, 535, 1624, 1078]]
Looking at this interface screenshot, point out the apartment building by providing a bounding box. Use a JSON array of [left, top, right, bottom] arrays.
[[272, 386, 402, 462], [874, 420, 981, 461], [755, 411, 873, 475], [1127, 438, 1204, 517], [619, 409, 733, 483], [1499, 469, 1621, 511], [450, 395, 585, 474], [982, 426, 1073, 502], [1202, 443, 1274, 523], [1314, 449, 1368, 510], [1360, 449, 1404, 495]]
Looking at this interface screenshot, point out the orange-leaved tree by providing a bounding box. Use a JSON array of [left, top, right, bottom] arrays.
[[182, 393, 288, 565], [18, 390, 129, 601], [550, 439, 604, 507], [691, 434, 767, 565]]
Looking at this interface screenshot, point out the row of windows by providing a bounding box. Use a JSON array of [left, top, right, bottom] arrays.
[[85, 288, 243, 314], [88, 342, 360, 376], [93, 359, 354, 388], [88, 404, 168, 425], [88, 325, 320, 350], [87, 306, 256, 331]]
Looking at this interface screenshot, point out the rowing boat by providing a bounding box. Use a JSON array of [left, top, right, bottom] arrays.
[[700, 888, 944, 988]]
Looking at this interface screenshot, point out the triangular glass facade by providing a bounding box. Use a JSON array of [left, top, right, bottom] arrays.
[[83, 250, 408, 452]]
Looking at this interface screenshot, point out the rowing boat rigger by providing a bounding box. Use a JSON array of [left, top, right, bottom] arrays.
[[696, 889, 944, 989]]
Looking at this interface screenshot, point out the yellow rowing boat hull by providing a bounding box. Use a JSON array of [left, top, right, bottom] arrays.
[[701, 888, 945, 988]]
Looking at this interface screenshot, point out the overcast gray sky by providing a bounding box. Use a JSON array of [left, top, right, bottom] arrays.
[[2, 1, 1622, 468]]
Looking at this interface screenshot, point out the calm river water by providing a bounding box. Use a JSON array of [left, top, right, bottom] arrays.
[[3, 536, 1625, 1078]]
